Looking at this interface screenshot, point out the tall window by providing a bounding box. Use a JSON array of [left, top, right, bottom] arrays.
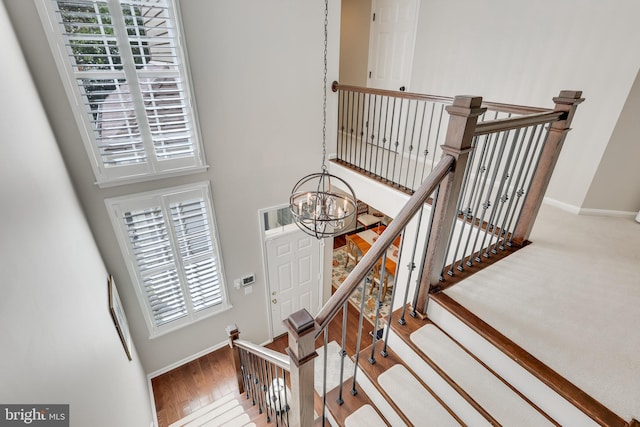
[[106, 182, 229, 337], [37, 0, 205, 186]]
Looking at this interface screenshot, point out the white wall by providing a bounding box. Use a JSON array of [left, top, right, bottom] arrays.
[[4, 0, 341, 374], [409, 0, 640, 211], [583, 68, 640, 213], [0, 2, 153, 426]]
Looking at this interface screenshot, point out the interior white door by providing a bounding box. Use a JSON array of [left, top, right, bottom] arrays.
[[266, 229, 321, 337], [367, 0, 420, 91]]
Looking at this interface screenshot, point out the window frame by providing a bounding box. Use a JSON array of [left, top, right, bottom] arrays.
[[105, 181, 230, 338], [36, 0, 207, 187]]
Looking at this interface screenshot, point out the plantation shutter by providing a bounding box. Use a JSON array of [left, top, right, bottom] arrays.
[[169, 199, 223, 311], [124, 206, 188, 326], [42, 0, 204, 184], [108, 182, 228, 336]]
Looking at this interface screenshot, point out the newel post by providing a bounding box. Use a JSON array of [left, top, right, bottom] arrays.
[[226, 324, 244, 394], [414, 96, 486, 317], [285, 309, 317, 427], [511, 90, 584, 246]]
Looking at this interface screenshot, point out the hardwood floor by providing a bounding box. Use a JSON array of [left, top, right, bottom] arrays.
[[151, 302, 372, 427]]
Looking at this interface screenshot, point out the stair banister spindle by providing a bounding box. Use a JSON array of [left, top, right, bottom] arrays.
[[511, 90, 584, 246], [414, 96, 486, 317]]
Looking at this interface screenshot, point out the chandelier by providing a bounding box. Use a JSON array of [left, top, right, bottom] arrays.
[[289, 0, 357, 239]]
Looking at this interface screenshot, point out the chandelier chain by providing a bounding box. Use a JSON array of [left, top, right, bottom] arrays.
[[321, 0, 328, 172]]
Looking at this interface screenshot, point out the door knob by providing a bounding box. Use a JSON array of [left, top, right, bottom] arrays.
[[399, 86, 406, 92], [272, 299, 277, 304]]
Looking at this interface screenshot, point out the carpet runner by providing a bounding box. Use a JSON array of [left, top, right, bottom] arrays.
[[377, 364, 460, 426], [410, 324, 553, 426]]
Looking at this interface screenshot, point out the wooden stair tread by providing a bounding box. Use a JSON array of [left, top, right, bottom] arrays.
[[430, 293, 628, 427]]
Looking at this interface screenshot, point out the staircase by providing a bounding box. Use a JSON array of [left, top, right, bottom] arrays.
[[227, 89, 637, 426], [320, 296, 626, 426]]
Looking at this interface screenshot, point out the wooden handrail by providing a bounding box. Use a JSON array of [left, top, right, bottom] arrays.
[[474, 110, 565, 136], [331, 81, 550, 116], [314, 154, 455, 332], [332, 81, 453, 104], [233, 338, 291, 371]]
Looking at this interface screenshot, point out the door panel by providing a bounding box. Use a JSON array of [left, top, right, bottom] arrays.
[[368, 0, 420, 91], [266, 230, 320, 336]]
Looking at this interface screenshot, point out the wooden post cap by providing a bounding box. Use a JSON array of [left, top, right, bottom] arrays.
[[286, 309, 315, 335], [452, 95, 483, 109]]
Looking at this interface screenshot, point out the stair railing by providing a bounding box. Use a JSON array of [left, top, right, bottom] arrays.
[[228, 90, 583, 426], [227, 324, 291, 426]]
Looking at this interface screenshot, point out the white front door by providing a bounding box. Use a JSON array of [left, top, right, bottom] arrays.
[[265, 227, 321, 337], [367, 0, 420, 91]]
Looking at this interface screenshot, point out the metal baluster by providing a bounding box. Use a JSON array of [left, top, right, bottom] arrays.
[[487, 127, 528, 254], [397, 99, 413, 189], [500, 124, 542, 248], [389, 98, 405, 185], [359, 92, 367, 170], [351, 276, 369, 396], [369, 251, 388, 364], [337, 300, 348, 405], [267, 361, 278, 426], [400, 205, 425, 324], [481, 128, 520, 257], [442, 135, 480, 277], [420, 102, 437, 182], [411, 101, 428, 193], [338, 89, 345, 162], [429, 103, 446, 173], [364, 93, 372, 174], [348, 91, 355, 166], [355, 92, 364, 169], [246, 352, 256, 406], [380, 96, 393, 179], [372, 96, 382, 176], [252, 353, 264, 414], [393, 99, 411, 186], [280, 369, 289, 426], [368, 94, 378, 174], [260, 357, 271, 423], [404, 100, 421, 191], [453, 134, 490, 272], [322, 331, 328, 425], [382, 229, 406, 356], [509, 124, 549, 246], [412, 186, 440, 316], [462, 131, 501, 267], [472, 130, 511, 263], [239, 349, 250, 399]]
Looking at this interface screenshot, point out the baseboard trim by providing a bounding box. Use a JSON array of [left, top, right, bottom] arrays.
[[147, 340, 228, 379], [543, 197, 638, 218], [578, 207, 637, 218], [542, 197, 581, 214]]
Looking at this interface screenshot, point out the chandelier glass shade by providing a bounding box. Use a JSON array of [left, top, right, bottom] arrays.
[[290, 169, 357, 239]]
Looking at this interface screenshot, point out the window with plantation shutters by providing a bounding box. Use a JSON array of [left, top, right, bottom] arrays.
[[37, 0, 206, 186], [106, 182, 229, 336]]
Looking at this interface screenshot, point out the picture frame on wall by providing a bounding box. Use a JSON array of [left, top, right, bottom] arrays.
[[108, 275, 132, 361]]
